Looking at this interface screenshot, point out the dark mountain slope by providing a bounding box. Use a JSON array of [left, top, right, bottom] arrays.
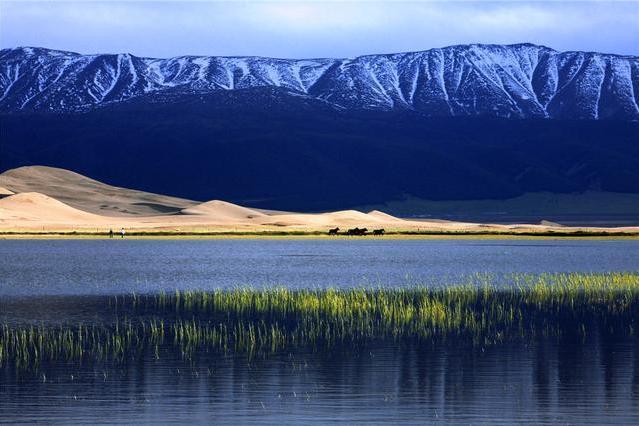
[[2, 88, 638, 211]]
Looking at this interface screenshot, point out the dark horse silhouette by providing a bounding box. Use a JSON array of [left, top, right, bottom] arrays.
[[372, 229, 385, 235], [346, 227, 368, 236], [328, 227, 340, 235]]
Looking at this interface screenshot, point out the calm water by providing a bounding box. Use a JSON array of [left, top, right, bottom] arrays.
[[1, 239, 639, 424], [0, 239, 638, 296], [1, 338, 639, 425]]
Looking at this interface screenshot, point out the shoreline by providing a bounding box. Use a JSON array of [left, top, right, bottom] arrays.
[[2, 230, 638, 240]]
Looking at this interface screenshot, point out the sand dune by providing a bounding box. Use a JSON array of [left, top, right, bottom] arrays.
[[313, 210, 397, 225], [257, 209, 393, 228], [0, 190, 417, 231], [0, 166, 637, 235], [0, 186, 14, 197], [366, 210, 405, 222], [181, 200, 267, 220], [0, 166, 197, 216], [325, 210, 380, 221], [0, 166, 418, 232], [0, 192, 103, 222]]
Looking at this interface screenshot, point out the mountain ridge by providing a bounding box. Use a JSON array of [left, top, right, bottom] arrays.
[[2, 43, 638, 120], [6, 42, 638, 66]]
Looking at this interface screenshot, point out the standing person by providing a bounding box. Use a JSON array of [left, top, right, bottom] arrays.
[[109, 229, 113, 238], [120, 228, 125, 239]]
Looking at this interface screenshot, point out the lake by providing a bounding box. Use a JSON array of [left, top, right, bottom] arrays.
[[1, 238, 639, 424], [0, 239, 638, 297], [1, 337, 639, 425]]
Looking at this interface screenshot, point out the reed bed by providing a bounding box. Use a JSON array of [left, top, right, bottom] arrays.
[[2, 272, 639, 370]]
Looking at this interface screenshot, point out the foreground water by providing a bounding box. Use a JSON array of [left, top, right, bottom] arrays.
[[1, 239, 639, 424], [0, 239, 637, 296], [2, 337, 639, 425]]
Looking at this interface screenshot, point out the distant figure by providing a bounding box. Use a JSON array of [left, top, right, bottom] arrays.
[[373, 229, 385, 236], [109, 229, 113, 238], [120, 228, 125, 238], [328, 227, 340, 235]]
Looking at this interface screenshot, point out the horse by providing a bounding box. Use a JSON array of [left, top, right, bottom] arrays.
[[347, 227, 368, 236], [328, 227, 340, 235], [372, 229, 385, 235]]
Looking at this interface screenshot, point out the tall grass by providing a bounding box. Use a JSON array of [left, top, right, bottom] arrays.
[[2, 272, 639, 369]]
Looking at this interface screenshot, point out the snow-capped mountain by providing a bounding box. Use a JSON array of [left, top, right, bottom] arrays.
[[1, 43, 638, 120]]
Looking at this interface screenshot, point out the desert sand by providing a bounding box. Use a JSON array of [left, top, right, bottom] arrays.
[[181, 200, 268, 219], [0, 166, 637, 236], [0, 166, 196, 216], [0, 186, 14, 197]]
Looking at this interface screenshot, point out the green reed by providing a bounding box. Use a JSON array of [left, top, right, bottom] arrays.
[[2, 272, 639, 369]]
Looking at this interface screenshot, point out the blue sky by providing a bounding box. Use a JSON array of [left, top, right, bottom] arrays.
[[1, 1, 637, 58]]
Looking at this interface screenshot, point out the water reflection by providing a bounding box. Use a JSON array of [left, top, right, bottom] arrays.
[[2, 337, 638, 424]]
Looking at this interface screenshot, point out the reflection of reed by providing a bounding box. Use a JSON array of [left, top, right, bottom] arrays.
[[2, 272, 639, 370]]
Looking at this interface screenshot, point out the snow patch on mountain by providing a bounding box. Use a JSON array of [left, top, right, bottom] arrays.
[[0, 43, 637, 120]]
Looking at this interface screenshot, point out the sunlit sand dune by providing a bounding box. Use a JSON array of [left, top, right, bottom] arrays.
[[0, 192, 105, 223], [0, 166, 196, 216], [366, 210, 406, 222], [0, 186, 14, 197], [0, 166, 637, 235], [181, 200, 267, 220]]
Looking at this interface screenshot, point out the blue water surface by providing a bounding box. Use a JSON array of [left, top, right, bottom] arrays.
[[0, 239, 637, 296]]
